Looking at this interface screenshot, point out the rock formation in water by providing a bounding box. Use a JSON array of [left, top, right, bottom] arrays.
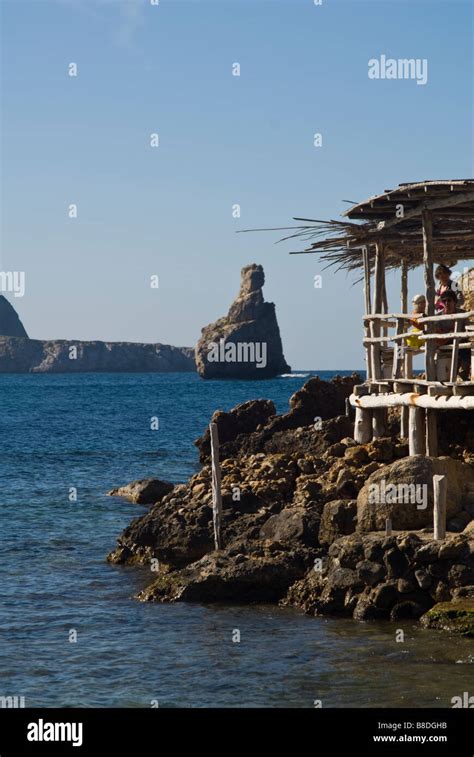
[[0, 338, 195, 373], [107, 373, 474, 634], [195, 264, 290, 379], [0, 295, 28, 337]]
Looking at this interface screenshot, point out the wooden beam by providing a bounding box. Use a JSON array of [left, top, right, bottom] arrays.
[[422, 210, 436, 381], [350, 392, 474, 410], [374, 191, 474, 230]]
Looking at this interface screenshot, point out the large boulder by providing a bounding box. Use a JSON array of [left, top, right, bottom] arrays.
[[108, 478, 174, 505], [195, 264, 290, 379], [195, 399, 276, 463], [357, 457, 474, 532], [0, 295, 28, 337], [136, 546, 312, 603]]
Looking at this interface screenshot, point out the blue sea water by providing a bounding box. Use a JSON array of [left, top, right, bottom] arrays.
[[0, 371, 472, 708]]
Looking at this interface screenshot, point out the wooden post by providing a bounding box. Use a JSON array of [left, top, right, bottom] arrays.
[[408, 406, 425, 455], [426, 410, 438, 457], [385, 518, 392, 536], [372, 244, 384, 380], [422, 210, 436, 381], [362, 246, 372, 382], [401, 349, 413, 438], [433, 474, 447, 541], [401, 258, 408, 313], [209, 422, 223, 550], [354, 407, 372, 443], [450, 320, 461, 382]]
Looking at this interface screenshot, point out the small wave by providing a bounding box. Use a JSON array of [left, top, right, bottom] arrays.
[[279, 373, 309, 378]]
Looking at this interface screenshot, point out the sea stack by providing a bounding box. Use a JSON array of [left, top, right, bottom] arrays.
[[195, 263, 290, 379], [0, 295, 28, 337]]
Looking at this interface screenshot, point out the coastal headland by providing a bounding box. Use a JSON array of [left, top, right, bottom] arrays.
[[107, 373, 474, 635]]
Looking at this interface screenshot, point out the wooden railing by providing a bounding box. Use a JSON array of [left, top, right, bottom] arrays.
[[362, 310, 474, 383]]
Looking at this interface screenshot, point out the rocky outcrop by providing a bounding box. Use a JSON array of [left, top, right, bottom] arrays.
[[0, 295, 28, 337], [284, 531, 474, 622], [195, 264, 290, 379], [0, 337, 195, 373], [107, 373, 474, 633], [108, 478, 174, 505]]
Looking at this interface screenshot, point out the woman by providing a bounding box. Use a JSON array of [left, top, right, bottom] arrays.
[[434, 264, 464, 312]]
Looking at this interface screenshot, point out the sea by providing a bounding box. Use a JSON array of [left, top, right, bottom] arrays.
[[0, 371, 472, 708]]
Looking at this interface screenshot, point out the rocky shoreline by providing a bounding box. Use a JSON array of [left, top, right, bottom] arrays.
[[107, 374, 474, 635]]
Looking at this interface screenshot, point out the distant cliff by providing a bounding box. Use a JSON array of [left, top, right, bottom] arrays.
[[0, 338, 195, 373], [0, 295, 28, 337]]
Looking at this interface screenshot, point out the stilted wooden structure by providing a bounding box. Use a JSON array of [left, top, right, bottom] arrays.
[[278, 180, 474, 455]]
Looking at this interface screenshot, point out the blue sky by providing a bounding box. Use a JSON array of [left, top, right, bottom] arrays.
[[1, 0, 473, 369]]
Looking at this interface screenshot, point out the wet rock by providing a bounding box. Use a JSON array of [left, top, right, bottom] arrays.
[[420, 599, 474, 636], [108, 478, 174, 505], [136, 547, 311, 604]]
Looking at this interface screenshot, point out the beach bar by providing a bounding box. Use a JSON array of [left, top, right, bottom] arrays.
[[286, 180, 474, 456]]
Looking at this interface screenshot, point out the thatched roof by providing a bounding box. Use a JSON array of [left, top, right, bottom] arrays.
[[248, 180, 474, 275]]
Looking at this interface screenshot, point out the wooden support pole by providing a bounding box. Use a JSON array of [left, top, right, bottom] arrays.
[[401, 258, 408, 313], [209, 422, 223, 550], [401, 349, 413, 438], [450, 320, 461, 382], [433, 474, 447, 541], [372, 244, 384, 380], [409, 406, 425, 456], [425, 409, 438, 457], [422, 210, 436, 381], [362, 246, 372, 381], [354, 407, 372, 443], [385, 518, 392, 537]]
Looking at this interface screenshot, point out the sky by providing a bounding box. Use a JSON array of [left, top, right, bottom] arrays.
[[1, 0, 473, 369]]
